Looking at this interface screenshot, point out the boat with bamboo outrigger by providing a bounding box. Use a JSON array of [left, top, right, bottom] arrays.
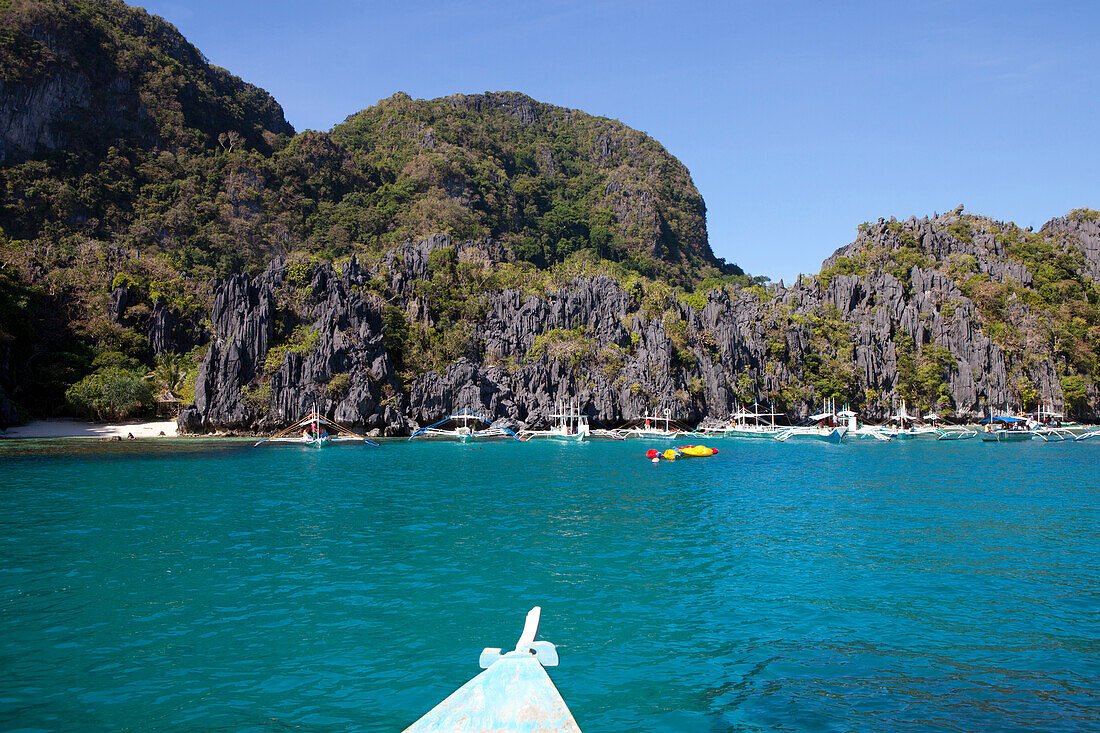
[[926, 411, 978, 440], [698, 401, 785, 439], [980, 405, 1035, 442], [875, 399, 940, 440], [1031, 400, 1089, 441], [408, 407, 519, 442], [775, 398, 852, 443], [253, 407, 380, 448], [615, 406, 691, 440], [517, 398, 624, 441]]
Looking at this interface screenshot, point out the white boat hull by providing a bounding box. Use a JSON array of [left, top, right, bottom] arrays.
[[722, 427, 785, 439], [777, 426, 848, 443], [981, 430, 1034, 442]]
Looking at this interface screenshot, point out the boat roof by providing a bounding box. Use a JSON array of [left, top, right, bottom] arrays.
[[980, 415, 1027, 423]]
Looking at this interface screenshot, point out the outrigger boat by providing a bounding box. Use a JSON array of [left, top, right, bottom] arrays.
[[840, 407, 893, 441], [775, 398, 851, 443], [403, 607, 579, 733], [409, 407, 519, 442], [700, 401, 785, 438], [1031, 401, 1087, 441], [928, 412, 978, 440], [980, 407, 1035, 442], [253, 408, 380, 448], [615, 407, 690, 440], [876, 400, 939, 440], [518, 398, 624, 441]]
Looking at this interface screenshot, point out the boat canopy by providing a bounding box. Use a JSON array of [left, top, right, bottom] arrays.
[[980, 415, 1027, 424], [253, 410, 379, 446], [409, 407, 519, 440]]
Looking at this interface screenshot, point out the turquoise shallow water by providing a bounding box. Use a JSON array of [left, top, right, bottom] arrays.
[[1, 437, 1099, 732]]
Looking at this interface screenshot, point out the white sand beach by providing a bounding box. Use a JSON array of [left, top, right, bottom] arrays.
[[1, 419, 179, 439]]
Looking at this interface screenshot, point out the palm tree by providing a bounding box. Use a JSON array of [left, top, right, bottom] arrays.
[[145, 352, 190, 396]]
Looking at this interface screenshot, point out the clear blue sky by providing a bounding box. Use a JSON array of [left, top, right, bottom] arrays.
[[139, 0, 1100, 283]]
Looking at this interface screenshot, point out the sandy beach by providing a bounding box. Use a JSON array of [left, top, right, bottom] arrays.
[[0, 419, 179, 439]]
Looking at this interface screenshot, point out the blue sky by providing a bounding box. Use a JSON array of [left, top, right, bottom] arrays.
[[140, 0, 1100, 283]]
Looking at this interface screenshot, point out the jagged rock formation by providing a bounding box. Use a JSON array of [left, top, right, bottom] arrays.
[[179, 260, 406, 434], [177, 210, 1100, 434]]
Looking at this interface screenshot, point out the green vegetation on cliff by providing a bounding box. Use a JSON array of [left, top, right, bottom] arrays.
[[818, 212, 1100, 411], [0, 0, 747, 421], [328, 91, 728, 283]]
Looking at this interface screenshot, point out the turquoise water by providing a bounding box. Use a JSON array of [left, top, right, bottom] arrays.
[[1, 437, 1098, 732]]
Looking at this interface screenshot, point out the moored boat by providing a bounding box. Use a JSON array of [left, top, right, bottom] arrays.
[[253, 408, 379, 448], [876, 400, 939, 440], [1031, 401, 1090, 441], [615, 406, 689, 440], [518, 398, 624, 441], [704, 401, 785, 439], [409, 407, 519, 442], [980, 410, 1035, 442], [775, 399, 850, 443]]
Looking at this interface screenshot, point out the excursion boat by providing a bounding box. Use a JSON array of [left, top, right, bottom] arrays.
[[615, 407, 689, 440], [980, 411, 1036, 442], [703, 402, 785, 439], [253, 409, 380, 448], [839, 407, 893, 441], [403, 607, 579, 732], [775, 399, 851, 443], [876, 400, 939, 440], [518, 399, 624, 441], [408, 407, 519, 442], [1031, 402, 1087, 441]]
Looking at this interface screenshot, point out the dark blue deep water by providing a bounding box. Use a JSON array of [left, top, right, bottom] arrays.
[[1, 437, 1099, 732]]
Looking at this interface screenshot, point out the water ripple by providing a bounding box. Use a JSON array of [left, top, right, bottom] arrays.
[[1, 438, 1099, 730]]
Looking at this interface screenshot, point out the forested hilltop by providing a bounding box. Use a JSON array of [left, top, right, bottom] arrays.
[[1, 0, 1098, 431]]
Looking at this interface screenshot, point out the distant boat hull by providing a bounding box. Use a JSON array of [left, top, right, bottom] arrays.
[[777, 426, 848, 443], [722, 427, 784, 439], [879, 427, 940, 440], [981, 430, 1034, 442], [616, 428, 680, 440]]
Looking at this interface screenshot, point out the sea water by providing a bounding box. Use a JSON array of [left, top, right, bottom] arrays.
[[1, 437, 1098, 732]]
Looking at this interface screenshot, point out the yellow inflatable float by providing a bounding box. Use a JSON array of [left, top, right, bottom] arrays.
[[647, 445, 719, 462]]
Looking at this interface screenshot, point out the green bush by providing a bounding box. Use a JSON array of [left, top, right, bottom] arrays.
[[326, 372, 352, 397], [1061, 374, 1088, 417], [66, 367, 152, 421], [527, 327, 597, 367], [264, 325, 322, 373]]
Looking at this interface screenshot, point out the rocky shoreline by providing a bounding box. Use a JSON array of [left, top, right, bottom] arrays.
[[157, 211, 1100, 436]]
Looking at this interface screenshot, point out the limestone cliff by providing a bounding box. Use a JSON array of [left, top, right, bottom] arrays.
[[174, 210, 1100, 433]]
